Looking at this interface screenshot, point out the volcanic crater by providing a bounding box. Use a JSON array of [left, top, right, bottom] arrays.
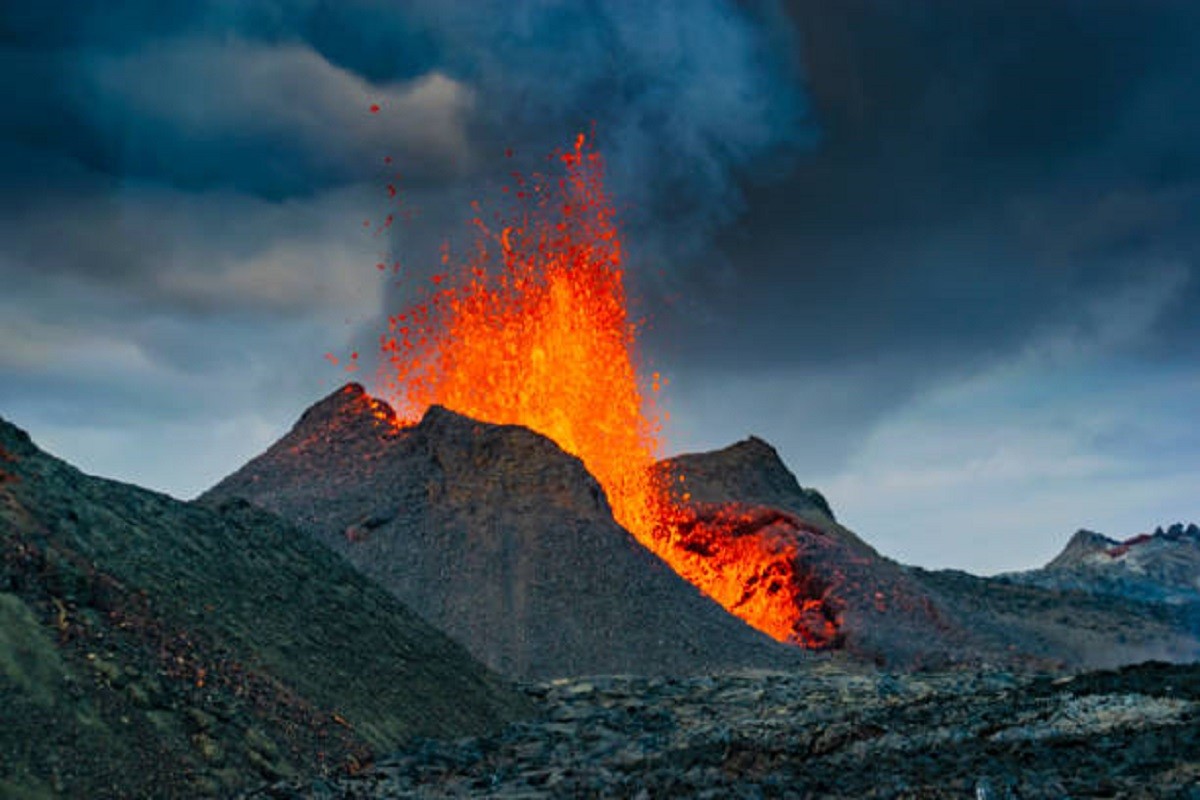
[[205, 383, 995, 677]]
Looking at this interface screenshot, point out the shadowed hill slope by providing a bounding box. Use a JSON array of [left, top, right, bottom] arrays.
[[0, 415, 530, 799]]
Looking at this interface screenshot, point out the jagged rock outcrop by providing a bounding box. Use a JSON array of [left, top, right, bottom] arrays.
[[1009, 524, 1200, 606], [203, 384, 804, 679], [663, 436, 836, 522], [1047, 529, 1125, 570], [0, 415, 530, 798]]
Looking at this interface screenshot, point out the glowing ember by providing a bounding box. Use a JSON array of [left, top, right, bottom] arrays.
[[370, 133, 837, 647]]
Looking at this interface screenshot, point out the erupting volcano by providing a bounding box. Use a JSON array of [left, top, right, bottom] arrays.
[[370, 134, 839, 647]]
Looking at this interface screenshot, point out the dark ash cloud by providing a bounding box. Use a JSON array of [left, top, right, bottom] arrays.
[[650, 1, 1200, 375], [1, 1, 1197, 570]]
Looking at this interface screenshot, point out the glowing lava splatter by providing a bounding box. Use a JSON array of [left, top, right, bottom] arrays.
[[370, 133, 838, 647]]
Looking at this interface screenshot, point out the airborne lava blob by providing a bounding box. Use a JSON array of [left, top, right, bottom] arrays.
[[373, 134, 838, 647]]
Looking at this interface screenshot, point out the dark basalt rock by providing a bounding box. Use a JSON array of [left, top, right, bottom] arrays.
[[661, 435, 836, 522], [658, 440, 987, 667]]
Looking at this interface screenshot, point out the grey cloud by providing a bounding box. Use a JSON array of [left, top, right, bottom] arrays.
[[644, 2, 1200, 382], [68, 40, 472, 196], [3, 0, 1199, 570], [0, 171, 388, 317]]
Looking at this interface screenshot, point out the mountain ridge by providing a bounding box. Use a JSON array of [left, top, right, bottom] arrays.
[[1002, 522, 1200, 607], [203, 383, 1200, 674]]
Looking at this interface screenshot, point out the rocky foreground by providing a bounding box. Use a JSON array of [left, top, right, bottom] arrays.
[[251, 660, 1200, 799], [6, 388, 1199, 797]]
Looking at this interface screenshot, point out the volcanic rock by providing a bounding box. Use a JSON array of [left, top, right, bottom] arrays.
[[659, 440, 1200, 669], [203, 384, 804, 679], [251, 660, 1200, 799], [1028, 524, 1200, 605], [664, 436, 836, 522], [658, 440, 978, 667], [206, 384, 1197, 674], [910, 566, 1200, 669], [0, 415, 530, 798]]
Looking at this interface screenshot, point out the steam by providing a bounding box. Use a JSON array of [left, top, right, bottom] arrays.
[[424, 2, 808, 239], [376, 0, 813, 287]]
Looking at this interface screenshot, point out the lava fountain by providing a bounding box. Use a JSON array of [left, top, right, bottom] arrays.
[[371, 134, 838, 648], [379, 134, 662, 538]]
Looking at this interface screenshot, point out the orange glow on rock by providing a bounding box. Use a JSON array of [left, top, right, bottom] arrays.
[[373, 134, 838, 647], [655, 503, 841, 648]]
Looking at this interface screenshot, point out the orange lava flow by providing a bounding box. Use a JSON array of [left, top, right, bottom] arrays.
[[375, 134, 833, 647], [660, 504, 841, 648]]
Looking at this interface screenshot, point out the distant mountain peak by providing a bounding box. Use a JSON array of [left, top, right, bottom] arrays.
[[1013, 522, 1200, 606], [1048, 524, 1200, 571], [1154, 522, 1200, 541], [1046, 529, 1118, 569]]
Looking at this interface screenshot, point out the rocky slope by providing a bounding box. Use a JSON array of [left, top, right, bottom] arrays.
[[1003, 524, 1200, 606], [248, 660, 1200, 799], [0, 416, 530, 798], [909, 567, 1200, 669], [659, 441, 1200, 669], [203, 384, 803, 679], [659, 439, 978, 667], [6, 386, 1199, 798]]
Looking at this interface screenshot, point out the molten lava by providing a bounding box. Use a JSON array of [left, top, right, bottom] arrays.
[[379, 134, 662, 537], [372, 133, 838, 647]]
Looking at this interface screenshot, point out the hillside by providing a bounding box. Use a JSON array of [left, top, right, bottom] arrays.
[[0, 416, 530, 798], [1004, 524, 1200, 606], [203, 384, 803, 679], [206, 384, 1200, 677]]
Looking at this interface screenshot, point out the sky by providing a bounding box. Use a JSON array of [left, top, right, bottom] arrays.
[[2, 1, 1198, 574]]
